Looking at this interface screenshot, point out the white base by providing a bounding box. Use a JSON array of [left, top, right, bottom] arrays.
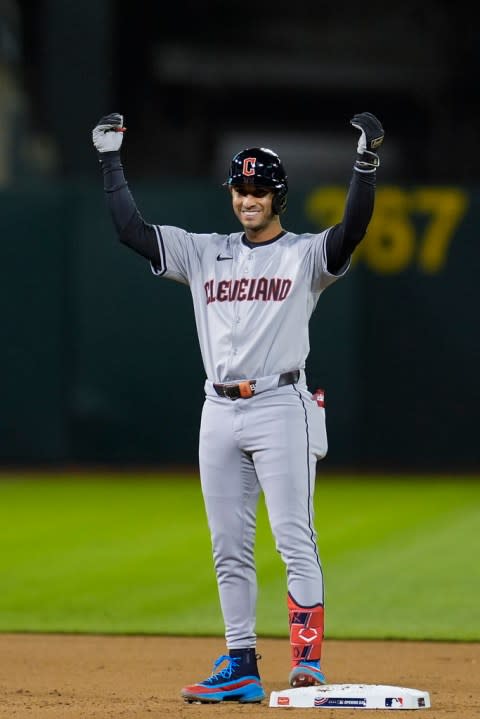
[[269, 684, 430, 709]]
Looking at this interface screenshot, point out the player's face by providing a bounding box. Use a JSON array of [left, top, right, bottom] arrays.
[[230, 184, 278, 237]]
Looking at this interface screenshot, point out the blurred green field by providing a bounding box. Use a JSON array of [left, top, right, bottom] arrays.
[[0, 472, 478, 640]]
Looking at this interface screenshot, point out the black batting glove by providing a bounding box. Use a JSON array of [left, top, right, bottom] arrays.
[[350, 112, 384, 172]]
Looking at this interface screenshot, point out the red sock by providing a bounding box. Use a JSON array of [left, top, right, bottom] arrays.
[[288, 593, 324, 665]]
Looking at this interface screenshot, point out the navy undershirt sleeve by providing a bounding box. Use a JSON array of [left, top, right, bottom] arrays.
[[326, 169, 376, 273], [99, 151, 160, 264]]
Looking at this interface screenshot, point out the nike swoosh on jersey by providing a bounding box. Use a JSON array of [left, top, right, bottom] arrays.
[[216, 254, 233, 261]]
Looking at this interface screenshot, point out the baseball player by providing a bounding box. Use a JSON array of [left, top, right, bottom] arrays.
[[92, 111, 384, 703]]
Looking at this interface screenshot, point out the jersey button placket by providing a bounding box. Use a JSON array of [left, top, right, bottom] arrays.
[[235, 252, 253, 363], [227, 250, 245, 371]]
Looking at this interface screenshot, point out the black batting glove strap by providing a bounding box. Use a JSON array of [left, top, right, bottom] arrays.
[[354, 150, 380, 173]]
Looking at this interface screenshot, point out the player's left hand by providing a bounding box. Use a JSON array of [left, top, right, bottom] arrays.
[[92, 113, 126, 153], [350, 112, 384, 154]]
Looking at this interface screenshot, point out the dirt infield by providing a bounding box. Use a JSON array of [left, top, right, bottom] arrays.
[[0, 634, 478, 718]]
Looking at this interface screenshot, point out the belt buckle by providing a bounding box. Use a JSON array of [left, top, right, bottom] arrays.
[[221, 380, 256, 400], [237, 380, 256, 398]]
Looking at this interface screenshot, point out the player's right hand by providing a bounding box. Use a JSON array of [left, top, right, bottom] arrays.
[[92, 113, 126, 153]]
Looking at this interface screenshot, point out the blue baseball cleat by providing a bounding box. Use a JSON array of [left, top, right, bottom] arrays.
[[181, 652, 266, 703], [289, 659, 327, 687]]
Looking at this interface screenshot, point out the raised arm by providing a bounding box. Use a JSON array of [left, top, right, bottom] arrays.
[[92, 113, 160, 264], [326, 112, 385, 273]]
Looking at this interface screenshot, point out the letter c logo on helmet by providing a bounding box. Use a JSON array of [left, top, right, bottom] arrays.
[[224, 147, 289, 215], [242, 158, 256, 176]]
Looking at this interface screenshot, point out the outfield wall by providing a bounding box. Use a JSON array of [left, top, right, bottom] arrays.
[[1, 181, 478, 470]]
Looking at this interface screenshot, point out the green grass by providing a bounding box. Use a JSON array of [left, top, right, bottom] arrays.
[[0, 472, 478, 640]]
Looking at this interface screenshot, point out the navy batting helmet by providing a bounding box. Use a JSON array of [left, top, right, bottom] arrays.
[[224, 147, 288, 214]]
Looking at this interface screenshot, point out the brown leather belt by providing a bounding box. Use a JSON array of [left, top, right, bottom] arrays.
[[213, 370, 300, 400]]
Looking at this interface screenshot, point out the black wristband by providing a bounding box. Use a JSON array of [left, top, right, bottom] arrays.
[[355, 150, 380, 169], [97, 150, 122, 167]]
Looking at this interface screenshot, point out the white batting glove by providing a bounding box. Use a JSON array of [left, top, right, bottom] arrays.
[[92, 113, 126, 153]]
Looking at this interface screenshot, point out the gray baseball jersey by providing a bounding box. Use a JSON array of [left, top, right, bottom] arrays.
[[150, 226, 348, 382]]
